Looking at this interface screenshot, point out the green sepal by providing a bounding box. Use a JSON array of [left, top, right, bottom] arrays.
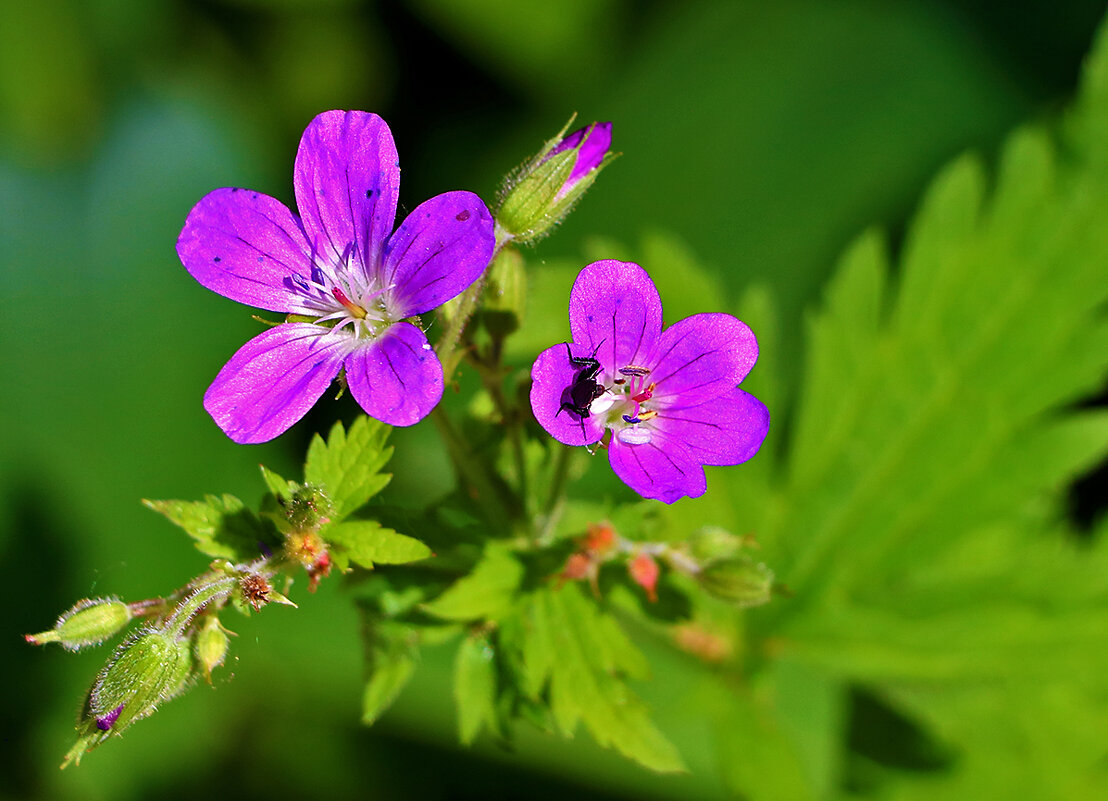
[[195, 617, 230, 682]]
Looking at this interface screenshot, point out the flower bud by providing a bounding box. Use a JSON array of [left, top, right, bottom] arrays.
[[479, 248, 527, 338], [686, 527, 742, 562], [90, 628, 193, 733], [26, 597, 132, 651], [497, 118, 614, 244], [628, 553, 660, 602], [195, 616, 230, 682], [697, 557, 774, 608]]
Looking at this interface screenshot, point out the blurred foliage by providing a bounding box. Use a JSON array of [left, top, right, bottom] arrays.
[[3, 1, 1108, 800]]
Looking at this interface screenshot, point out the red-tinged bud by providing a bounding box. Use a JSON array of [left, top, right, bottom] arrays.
[[561, 552, 593, 582], [583, 522, 616, 557], [628, 553, 659, 602], [308, 551, 332, 593]]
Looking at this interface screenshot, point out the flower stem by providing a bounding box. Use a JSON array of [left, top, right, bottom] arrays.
[[435, 224, 514, 382], [165, 575, 237, 638], [429, 406, 515, 533], [536, 444, 576, 543]]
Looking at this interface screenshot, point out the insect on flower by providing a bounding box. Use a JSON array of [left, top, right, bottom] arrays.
[[555, 340, 606, 442], [530, 260, 769, 503]]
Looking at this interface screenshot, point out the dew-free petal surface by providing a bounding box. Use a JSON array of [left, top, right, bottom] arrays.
[[344, 322, 443, 427], [177, 187, 317, 314], [608, 434, 706, 504], [569, 260, 662, 375], [655, 387, 769, 466], [204, 324, 349, 444], [649, 313, 759, 405], [381, 191, 495, 316], [293, 110, 399, 273]]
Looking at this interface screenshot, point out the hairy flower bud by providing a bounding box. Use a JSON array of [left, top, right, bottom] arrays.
[[697, 557, 774, 608], [195, 616, 230, 682], [686, 527, 743, 562], [26, 598, 132, 651], [497, 118, 614, 244], [479, 248, 527, 338], [64, 628, 194, 767]]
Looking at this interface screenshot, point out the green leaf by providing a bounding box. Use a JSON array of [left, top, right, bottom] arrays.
[[362, 621, 419, 726], [454, 632, 499, 745], [322, 520, 431, 571], [421, 543, 524, 622], [304, 417, 393, 520], [259, 464, 296, 500], [510, 584, 685, 773], [142, 495, 275, 561]]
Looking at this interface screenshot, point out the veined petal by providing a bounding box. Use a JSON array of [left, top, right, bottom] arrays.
[[294, 110, 399, 274], [344, 323, 442, 426], [177, 188, 318, 314], [608, 435, 706, 504], [654, 388, 769, 466], [649, 313, 759, 405], [381, 191, 495, 316], [204, 324, 350, 444], [569, 260, 662, 376], [530, 342, 607, 447]]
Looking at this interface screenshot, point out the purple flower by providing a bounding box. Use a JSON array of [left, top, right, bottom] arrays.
[[545, 121, 613, 198], [177, 110, 495, 443], [530, 260, 769, 504]]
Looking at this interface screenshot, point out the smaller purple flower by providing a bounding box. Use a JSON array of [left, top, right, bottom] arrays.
[[177, 110, 495, 443], [530, 260, 769, 504]]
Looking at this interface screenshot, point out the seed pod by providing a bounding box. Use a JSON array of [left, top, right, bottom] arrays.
[[25, 597, 132, 651], [697, 557, 774, 608]]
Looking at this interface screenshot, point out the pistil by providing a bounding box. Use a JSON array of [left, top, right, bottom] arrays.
[[331, 286, 367, 319]]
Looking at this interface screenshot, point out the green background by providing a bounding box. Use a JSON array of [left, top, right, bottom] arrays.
[[2, 1, 1105, 799]]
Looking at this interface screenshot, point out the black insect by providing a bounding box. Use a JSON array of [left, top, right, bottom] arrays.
[[557, 340, 606, 440]]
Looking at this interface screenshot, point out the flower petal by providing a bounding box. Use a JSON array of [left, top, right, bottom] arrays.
[[177, 188, 320, 314], [569, 260, 662, 377], [649, 313, 759, 405], [654, 388, 769, 466], [530, 342, 607, 447], [608, 435, 706, 504], [294, 110, 399, 274], [344, 322, 443, 426], [204, 324, 349, 444], [381, 191, 495, 316]]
